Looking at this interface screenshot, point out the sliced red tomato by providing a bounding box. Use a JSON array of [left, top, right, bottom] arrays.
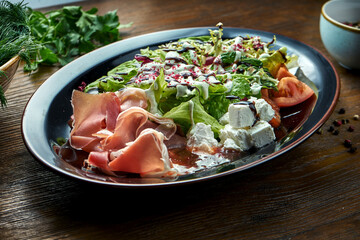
[[275, 64, 296, 79], [270, 76, 314, 108]]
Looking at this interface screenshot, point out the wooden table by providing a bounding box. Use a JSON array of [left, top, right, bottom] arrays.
[[1, 0, 360, 239]]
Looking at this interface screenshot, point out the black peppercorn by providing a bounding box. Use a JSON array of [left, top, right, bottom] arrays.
[[338, 108, 346, 114], [348, 147, 357, 153], [328, 126, 335, 132]]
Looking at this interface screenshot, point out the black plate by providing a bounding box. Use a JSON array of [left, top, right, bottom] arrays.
[[22, 27, 340, 188]]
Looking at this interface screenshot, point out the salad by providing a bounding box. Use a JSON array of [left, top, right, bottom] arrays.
[[56, 23, 316, 179]]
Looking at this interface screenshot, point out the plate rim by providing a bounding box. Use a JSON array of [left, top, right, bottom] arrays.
[[21, 27, 340, 188]]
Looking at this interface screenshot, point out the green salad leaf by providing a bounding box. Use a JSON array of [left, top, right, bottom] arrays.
[[179, 36, 211, 42], [163, 95, 224, 137], [85, 59, 138, 93], [140, 48, 166, 61], [229, 74, 251, 99]]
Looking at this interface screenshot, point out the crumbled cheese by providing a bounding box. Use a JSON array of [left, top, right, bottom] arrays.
[[228, 103, 256, 128], [219, 112, 229, 125], [187, 122, 218, 153], [219, 124, 253, 151], [222, 138, 242, 151], [248, 120, 275, 148], [253, 98, 275, 122]]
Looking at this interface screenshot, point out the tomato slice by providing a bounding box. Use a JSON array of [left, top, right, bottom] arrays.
[[275, 64, 296, 79], [268, 64, 315, 108], [270, 76, 314, 107]]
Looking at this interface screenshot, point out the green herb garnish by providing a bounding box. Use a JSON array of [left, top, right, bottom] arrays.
[[26, 6, 132, 71], [0, 0, 39, 107], [0, 85, 6, 107]]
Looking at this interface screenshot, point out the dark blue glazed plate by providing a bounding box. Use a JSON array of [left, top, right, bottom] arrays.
[[21, 27, 340, 188]]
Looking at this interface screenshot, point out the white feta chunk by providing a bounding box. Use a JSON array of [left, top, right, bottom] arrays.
[[248, 120, 275, 148], [187, 123, 218, 153], [228, 103, 256, 129], [219, 124, 253, 151], [222, 138, 242, 151], [219, 112, 229, 125], [254, 98, 275, 122]]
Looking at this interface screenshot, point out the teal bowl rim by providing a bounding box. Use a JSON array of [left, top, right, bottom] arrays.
[[321, 1, 360, 33]]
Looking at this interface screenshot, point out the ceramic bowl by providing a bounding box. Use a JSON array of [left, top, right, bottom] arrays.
[[0, 55, 21, 92], [320, 0, 360, 70]]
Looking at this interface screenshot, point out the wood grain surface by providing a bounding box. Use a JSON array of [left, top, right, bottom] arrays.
[[1, 0, 360, 239]]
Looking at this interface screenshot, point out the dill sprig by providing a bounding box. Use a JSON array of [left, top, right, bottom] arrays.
[[0, 0, 40, 107], [0, 85, 6, 107]]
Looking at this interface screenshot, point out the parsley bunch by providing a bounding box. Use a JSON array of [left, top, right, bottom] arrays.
[[25, 6, 132, 71]]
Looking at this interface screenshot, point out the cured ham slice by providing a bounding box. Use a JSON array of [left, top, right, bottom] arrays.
[[70, 88, 149, 152], [102, 107, 177, 150], [69, 89, 178, 178], [87, 151, 115, 176], [109, 129, 177, 178], [116, 87, 148, 112], [86, 117, 177, 177], [70, 90, 121, 152]]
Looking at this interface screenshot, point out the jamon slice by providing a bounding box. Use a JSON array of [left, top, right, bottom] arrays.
[[109, 129, 177, 177], [70, 90, 121, 152], [87, 129, 177, 178], [101, 107, 177, 151], [70, 88, 149, 152], [116, 87, 148, 112]]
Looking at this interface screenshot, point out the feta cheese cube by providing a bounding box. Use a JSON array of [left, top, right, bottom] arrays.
[[254, 99, 275, 122], [219, 124, 253, 151], [222, 138, 242, 151], [228, 103, 256, 128], [248, 120, 275, 148], [187, 123, 218, 153], [219, 112, 229, 125]]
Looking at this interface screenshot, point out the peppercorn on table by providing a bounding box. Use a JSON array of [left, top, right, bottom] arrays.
[[1, 0, 360, 239]]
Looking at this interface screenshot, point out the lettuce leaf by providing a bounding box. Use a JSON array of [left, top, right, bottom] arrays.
[[140, 47, 166, 61], [84, 59, 138, 92], [158, 94, 193, 114], [260, 47, 287, 77], [229, 74, 251, 99], [179, 36, 211, 42], [163, 96, 224, 137], [84, 76, 125, 92], [107, 59, 139, 79], [202, 94, 230, 121]]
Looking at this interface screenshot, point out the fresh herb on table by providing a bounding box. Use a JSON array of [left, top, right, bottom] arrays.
[[26, 6, 132, 71], [0, 0, 39, 107], [0, 87, 6, 107], [0, 0, 132, 107]]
